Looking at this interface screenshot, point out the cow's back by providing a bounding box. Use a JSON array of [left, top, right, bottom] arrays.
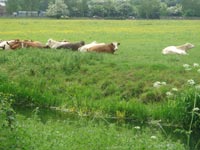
[[88, 44, 114, 53]]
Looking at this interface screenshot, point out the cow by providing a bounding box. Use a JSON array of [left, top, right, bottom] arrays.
[[78, 41, 106, 52], [0, 39, 20, 50], [162, 43, 194, 55], [23, 41, 45, 48], [87, 42, 120, 54], [7, 40, 46, 50], [45, 39, 70, 49], [56, 41, 85, 51]]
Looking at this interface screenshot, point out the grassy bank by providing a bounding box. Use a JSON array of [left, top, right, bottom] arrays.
[[0, 19, 200, 149]]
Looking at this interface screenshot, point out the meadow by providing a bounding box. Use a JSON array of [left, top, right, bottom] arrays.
[[0, 18, 200, 149]]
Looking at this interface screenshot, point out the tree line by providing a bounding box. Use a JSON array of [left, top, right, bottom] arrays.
[[5, 0, 200, 19]]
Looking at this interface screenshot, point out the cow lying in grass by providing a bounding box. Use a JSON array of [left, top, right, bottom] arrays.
[[7, 40, 46, 50], [57, 41, 85, 51], [45, 39, 70, 49], [78, 41, 106, 52], [162, 43, 194, 55], [0, 39, 20, 50], [87, 42, 120, 54]]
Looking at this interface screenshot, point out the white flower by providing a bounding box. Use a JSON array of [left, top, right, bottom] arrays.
[[153, 81, 167, 88], [183, 64, 190, 68], [153, 81, 161, 88], [151, 136, 157, 139], [197, 69, 200, 73], [161, 82, 166, 85], [166, 91, 173, 97], [193, 107, 200, 112], [193, 63, 199, 67], [172, 88, 178, 92], [187, 79, 195, 86], [134, 126, 140, 130], [183, 64, 192, 71], [185, 67, 192, 71]]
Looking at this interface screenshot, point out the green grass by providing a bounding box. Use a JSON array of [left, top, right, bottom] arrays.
[[1, 18, 200, 149], [0, 19, 200, 125], [0, 114, 185, 150]]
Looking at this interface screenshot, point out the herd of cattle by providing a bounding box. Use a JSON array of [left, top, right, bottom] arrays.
[[0, 39, 120, 54], [0, 38, 195, 55]]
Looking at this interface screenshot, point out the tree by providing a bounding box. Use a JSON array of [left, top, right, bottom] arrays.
[[89, 4, 105, 17], [19, 0, 40, 11], [46, 0, 69, 18], [65, 0, 89, 17], [6, 0, 53, 14], [181, 0, 200, 17], [5, 0, 21, 14], [160, 2, 168, 16], [167, 4, 182, 16], [116, 2, 134, 18], [39, 0, 54, 11], [138, 0, 161, 19]]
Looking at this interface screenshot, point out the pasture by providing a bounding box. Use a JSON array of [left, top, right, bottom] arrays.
[[0, 18, 200, 149]]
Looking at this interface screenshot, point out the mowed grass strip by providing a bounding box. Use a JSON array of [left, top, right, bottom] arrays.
[[0, 19, 200, 124]]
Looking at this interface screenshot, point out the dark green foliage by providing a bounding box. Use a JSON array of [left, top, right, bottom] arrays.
[[5, 0, 200, 18], [0, 92, 16, 129]]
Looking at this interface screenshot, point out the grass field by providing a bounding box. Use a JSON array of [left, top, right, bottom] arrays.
[[1, 18, 200, 149]]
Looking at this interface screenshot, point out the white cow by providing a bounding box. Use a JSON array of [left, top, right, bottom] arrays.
[[78, 41, 105, 52], [162, 43, 194, 55], [46, 39, 70, 49]]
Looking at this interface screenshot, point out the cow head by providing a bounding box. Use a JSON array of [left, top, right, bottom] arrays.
[[185, 43, 195, 50], [46, 39, 53, 46], [80, 41, 85, 46], [0, 45, 5, 50], [112, 42, 120, 51]]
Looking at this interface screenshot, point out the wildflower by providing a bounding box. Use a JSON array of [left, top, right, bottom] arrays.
[[197, 69, 200, 73], [134, 126, 140, 130], [161, 82, 166, 85], [187, 79, 195, 86], [183, 64, 192, 71], [172, 88, 178, 92], [166, 91, 173, 97], [193, 63, 199, 67], [153, 81, 161, 88], [185, 67, 192, 71], [153, 81, 166, 88], [151, 136, 157, 139], [193, 107, 200, 112], [183, 64, 190, 68]]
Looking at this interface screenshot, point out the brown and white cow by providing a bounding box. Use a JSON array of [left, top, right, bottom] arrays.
[[7, 40, 46, 50], [78, 41, 105, 52], [0, 39, 20, 50], [87, 42, 120, 54]]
